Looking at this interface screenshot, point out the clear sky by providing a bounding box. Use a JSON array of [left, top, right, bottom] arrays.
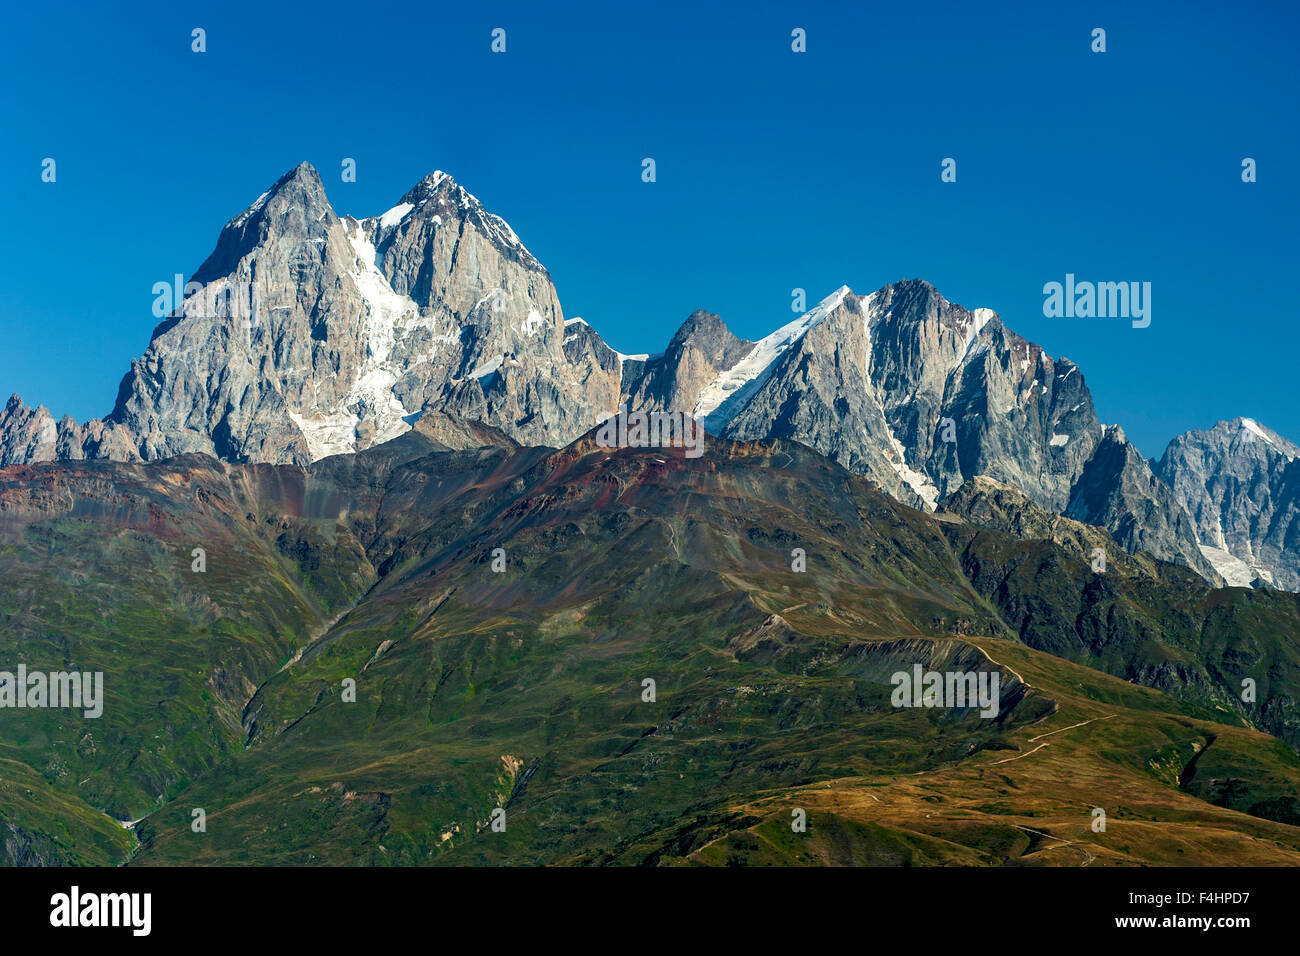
[[2, 0, 1296, 457]]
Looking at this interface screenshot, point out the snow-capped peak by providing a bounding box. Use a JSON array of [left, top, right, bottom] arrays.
[[395, 170, 540, 266], [1241, 418, 1275, 446], [692, 285, 852, 430], [1238, 417, 1299, 460]]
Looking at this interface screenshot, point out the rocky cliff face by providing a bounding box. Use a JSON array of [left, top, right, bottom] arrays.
[[0, 394, 138, 466], [1155, 418, 1300, 589], [3, 162, 625, 467], [625, 309, 754, 414], [940, 474, 1181, 582]]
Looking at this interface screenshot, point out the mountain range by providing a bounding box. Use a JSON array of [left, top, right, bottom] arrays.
[[4, 163, 1300, 865], [1, 161, 1294, 593]]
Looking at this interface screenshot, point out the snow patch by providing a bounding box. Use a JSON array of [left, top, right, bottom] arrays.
[[693, 285, 851, 430], [1242, 418, 1275, 446], [884, 427, 940, 511], [1238, 418, 1298, 460], [1198, 544, 1263, 588], [287, 407, 359, 461], [469, 354, 504, 380], [519, 308, 547, 336], [433, 174, 539, 264], [288, 219, 423, 461], [957, 308, 995, 363], [473, 289, 505, 313], [230, 191, 270, 228], [608, 346, 650, 378], [378, 202, 414, 228]]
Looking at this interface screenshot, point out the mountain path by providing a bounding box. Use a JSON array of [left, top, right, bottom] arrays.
[[1029, 713, 1116, 743], [993, 713, 1117, 764], [1013, 824, 1096, 866]]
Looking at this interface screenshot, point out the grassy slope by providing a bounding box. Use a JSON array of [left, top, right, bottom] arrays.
[[3, 436, 1299, 865], [0, 456, 374, 862], [941, 479, 1300, 749]]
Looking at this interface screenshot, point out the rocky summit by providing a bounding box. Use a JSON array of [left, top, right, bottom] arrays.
[[631, 281, 1217, 582], [1, 161, 1296, 589], [0, 162, 627, 467]]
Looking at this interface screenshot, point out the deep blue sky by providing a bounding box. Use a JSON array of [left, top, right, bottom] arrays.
[[2, 0, 1296, 457]]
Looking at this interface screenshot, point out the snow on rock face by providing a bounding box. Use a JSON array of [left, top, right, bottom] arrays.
[[958, 308, 996, 362], [886, 425, 941, 510], [230, 191, 270, 228], [404, 170, 540, 267], [1198, 544, 1268, 588], [284, 217, 422, 462], [287, 406, 360, 461], [344, 218, 416, 366], [370, 167, 621, 448], [519, 308, 547, 336], [1239, 417, 1296, 459], [612, 345, 650, 379], [1156, 417, 1300, 591], [693, 285, 850, 430], [863, 291, 941, 510], [1241, 418, 1271, 442], [469, 353, 505, 381], [479, 210, 533, 260], [378, 202, 414, 229]]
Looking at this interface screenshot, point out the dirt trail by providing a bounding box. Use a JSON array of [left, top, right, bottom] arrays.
[[993, 713, 1117, 765], [1029, 713, 1115, 743], [1014, 824, 1096, 866], [992, 742, 1050, 764]]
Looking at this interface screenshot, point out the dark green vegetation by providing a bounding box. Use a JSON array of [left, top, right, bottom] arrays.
[[938, 477, 1300, 749], [1, 427, 1298, 865]]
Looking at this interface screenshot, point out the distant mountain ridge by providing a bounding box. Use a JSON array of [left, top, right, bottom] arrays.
[[631, 280, 1219, 582], [0, 160, 1294, 588], [1155, 418, 1300, 591]]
